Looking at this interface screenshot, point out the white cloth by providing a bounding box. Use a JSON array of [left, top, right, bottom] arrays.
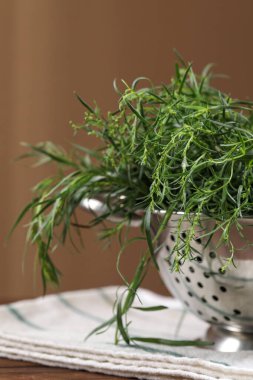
[[0, 286, 253, 380]]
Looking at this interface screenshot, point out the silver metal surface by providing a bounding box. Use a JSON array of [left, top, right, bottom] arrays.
[[80, 197, 143, 227], [156, 213, 253, 351], [206, 326, 253, 351]]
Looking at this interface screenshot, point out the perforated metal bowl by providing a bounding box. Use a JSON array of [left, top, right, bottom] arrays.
[[156, 213, 253, 351]]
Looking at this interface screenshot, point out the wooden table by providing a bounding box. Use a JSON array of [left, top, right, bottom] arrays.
[[0, 358, 184, 379], [0, 358, 132, 379]]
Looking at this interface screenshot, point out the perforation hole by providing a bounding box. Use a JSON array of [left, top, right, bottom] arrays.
[[196, 256, 203, 263], [204, 272, 210, 278], [220, 286, 227, 293], [212, 295, 219, 302], [209, 251, 216, 259], [181, 232, 187, 239], [189, 266, 195, 273], [224, 316, 231, 321], [166, 245, 170, 252], [212, 316, 218, 322], [188, 291, 193, 297], [197, 282, 203, 288], [170, 235, 175, 242], [185, 276, 191, 283], [196, 237, 202, 244], [233, 309, 241, 315]]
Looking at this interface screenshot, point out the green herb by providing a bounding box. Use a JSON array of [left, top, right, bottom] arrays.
[[12, 56, 253, 348]]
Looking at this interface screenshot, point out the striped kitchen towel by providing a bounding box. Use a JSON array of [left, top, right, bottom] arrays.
[[0, 286, 253, 380]]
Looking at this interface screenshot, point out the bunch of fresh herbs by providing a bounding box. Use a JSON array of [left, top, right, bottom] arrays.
[[12, 56, 253, 347]]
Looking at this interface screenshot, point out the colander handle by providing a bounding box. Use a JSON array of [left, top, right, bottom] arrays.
[[80, 197, 143, 227]]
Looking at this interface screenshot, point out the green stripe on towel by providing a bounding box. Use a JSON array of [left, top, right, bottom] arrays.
[[57, 294, 105, 323], [97, 288, 115, 306], [7, 305, 44, 330]]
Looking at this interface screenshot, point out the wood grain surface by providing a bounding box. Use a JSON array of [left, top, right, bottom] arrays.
[[0, 358, 132, 380], [0, 358, 183, 379]]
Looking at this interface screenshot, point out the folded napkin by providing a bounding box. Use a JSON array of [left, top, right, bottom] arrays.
[[0, 287, 253, 380]]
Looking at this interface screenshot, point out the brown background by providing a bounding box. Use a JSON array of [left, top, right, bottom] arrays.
[[1, 0, 253, 300]]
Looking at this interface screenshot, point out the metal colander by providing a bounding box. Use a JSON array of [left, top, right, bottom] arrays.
[[156, 213, 253, 351]]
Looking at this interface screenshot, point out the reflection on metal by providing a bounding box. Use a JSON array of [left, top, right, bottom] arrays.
[[206, 326, 253, 351]]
